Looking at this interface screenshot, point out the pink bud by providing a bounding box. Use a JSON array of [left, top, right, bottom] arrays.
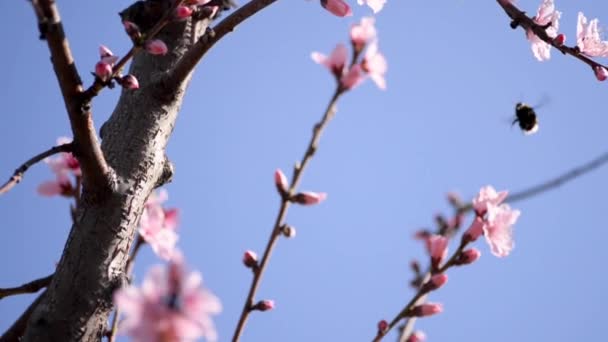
[[423, 273, 448, 292], [120, 75, 139, 90], [175, 5, 194, 19], [99, 45, 114, 59], [455, 248, 481, 266], [243, 250, 258, 269], [145, 39, 168, 56], [411, 303, 443, 317], [254, 300, 275, 311], [123, 21, 141, 39], [594, 66, 608, 81], [274, 169, 289, 195], [462, 216, 484, 243], [95, 61, 113, 82], [407, 331, 427, 342], [377, 320, 388, 333], [292, 192, 327, 205], [553, 33, 566, 46], [320, 0, 352, 17], [427, 235, 448, 269], [413, 229, 431, 241]]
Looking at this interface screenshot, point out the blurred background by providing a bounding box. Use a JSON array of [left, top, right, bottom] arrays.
[[1, 0, 607, 341]]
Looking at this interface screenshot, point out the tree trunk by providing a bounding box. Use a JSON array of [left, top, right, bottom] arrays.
[[21, 2, 208, 340]]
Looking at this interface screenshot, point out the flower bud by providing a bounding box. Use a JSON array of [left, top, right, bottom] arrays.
[[421, 273, 448, 293], [377, 320, 388, 333], [409, 303, 443, 317], [274, 169, 288, 195], [320, 0, 352, 17], [120, 75, 139, 90], [594, 66, 608, 81], [253, 300, 275, 311], [553, 33, 566, 46], [145, 39, 168, 56], [462, 216, 484, 243], [176, 5, 194, 19], [243, 250, 258, 269], [292, 191, 327, 205], [406, 331, 427, 342], [123, 21, 141, 40], [427, 235, 448, 270], [455, 248, 481, 266], [95, 61, 113, 82], [281, 225, 296, 239]]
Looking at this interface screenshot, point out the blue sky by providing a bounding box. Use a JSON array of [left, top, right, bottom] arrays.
[[2, 0, 608, 341]]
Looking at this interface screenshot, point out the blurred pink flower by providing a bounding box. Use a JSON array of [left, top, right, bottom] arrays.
[[176, 5, 194, 19], [361, 40, 387, 90], [139, 189, 180, 260], [146, 39, 169, 56], [412, 303, 443, 317], [350, 17, 377, 51], [407, 331, 427, 342], [37, 174, 73, 197], [38, 137, 80, 197], [526, 0, 561, 61], [292, 191, 327, 205], [340, 64, 366, 90], [483, 204, 520, 257], [114, 253, 222, 342], [577, 12, 608, 57], [472, 185, 508, 216], [320, 0, 352, 17], [456, 248, 481, 265], [357, 0, 386, 13], [594, 66, 608, 81], [312, 43, 348, 78], [463, 216, 484, 243], [254, 299, 275, 311], [427, 235, 448, 267]]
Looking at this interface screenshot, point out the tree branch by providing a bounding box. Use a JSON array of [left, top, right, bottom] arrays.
[[166, 0, 280, 89], [0, 275, 53, 300], [30, 0, 111, 198], [0, 143, 71, 195], [0, 291, 46, 342]]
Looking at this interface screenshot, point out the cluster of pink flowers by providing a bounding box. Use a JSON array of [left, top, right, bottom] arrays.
[[38, 137, 81, 197], [114, 252, 222, 342], [523, 0, 608, 80], [319, 0, 387, 17], [94, 45, 140, 89], [139, 189, 180, 260], [312, 16, 387, 91]]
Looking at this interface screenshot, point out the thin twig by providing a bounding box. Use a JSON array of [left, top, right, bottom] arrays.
[[231, 88, 343, 342], [167, 0, 280, 89], [30, 0, 111, 195], [497, 0, 608, 72], [0, 143, 71, 195], [0, 275, 53, 300], [0, 291, 46, 342]]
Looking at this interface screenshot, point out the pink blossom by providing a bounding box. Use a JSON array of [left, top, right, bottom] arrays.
[[114, 254, 222, 342], [350, 17, 377, 51], [320, 0, 352, 17], [95, 61, 113, 82], [274, 168, 289, 194], [120, 75, 140, 89], [340, 64, 366, 90], [254, 300, 275, 311], [463, 216, 484, 243], [456, 248, 481, 265], [243, 250, 258, 269], [577, 12, 608, 57], [37, 174, 73, 197], [146, 39, 168, 56], [472, 185, 508, 216], [139, 190, 180, 260], [411, 303, 443, 317], [176, 5, 194, 19], [594, 66, 608, 81], [427, 235, 448, 268], [311, 43, 348, 78], [407, 331, 427, 342], [293, 191, 327, 205], [361, 41, 387, 90], [357, 0, 386, 13], [483, 204, 519, 257], [526, 0, 561, 61]]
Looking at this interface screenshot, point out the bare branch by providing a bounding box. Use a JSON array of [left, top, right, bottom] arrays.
[[0, 291, 46, 342], [30, 0, 111, 197], [0, 275, 53, 300], [167, 0, 280, 89], [0, 144, 72, 195]]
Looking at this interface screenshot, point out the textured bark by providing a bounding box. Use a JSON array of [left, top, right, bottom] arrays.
[[21, 2, 209, 341]]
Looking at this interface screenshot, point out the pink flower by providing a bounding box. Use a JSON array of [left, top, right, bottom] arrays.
[[254, 300, 275, 311], [274, 168, 289, 195], [427, 235, 448, 268], [463, 216, 484, 243], [38, 137, 81, 197], [139, 190, 180, 260], [472, 185, 508, 216], [99, 45, 119, 65], [37, 174, 73, 197], [350, 17, 377, 51], [456, 248, 481, 265], [407, 331, 427, 342], [146, 39, 168, 56], [120, 75, 140, 89], [483, 204, 520, 257], [340, 64, 366, 90], [95, 61, 113, 82], [357, 0, 386, 13], [594, 66, 608, 81], [292, 191, 327, 205], [526, 0, 561, 61], [114, 254, 222, 342], [176, 5, 194, 19], [577, 12, 608, 57], [361, 40, 387, 90], [320, 0, 352, 17], [312, 43, 348, 79], [411, 303, 443, 317]]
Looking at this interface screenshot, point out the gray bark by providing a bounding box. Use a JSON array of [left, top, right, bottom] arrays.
[[21, 2, 209, 341]]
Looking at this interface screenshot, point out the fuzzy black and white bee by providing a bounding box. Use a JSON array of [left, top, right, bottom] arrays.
[[512, 102, 539, 135]]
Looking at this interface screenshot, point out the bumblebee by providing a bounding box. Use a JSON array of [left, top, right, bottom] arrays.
[[513, 102, 539, 135]]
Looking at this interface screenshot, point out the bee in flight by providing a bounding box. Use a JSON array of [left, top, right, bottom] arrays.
[[513, 102, 539, 135]]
